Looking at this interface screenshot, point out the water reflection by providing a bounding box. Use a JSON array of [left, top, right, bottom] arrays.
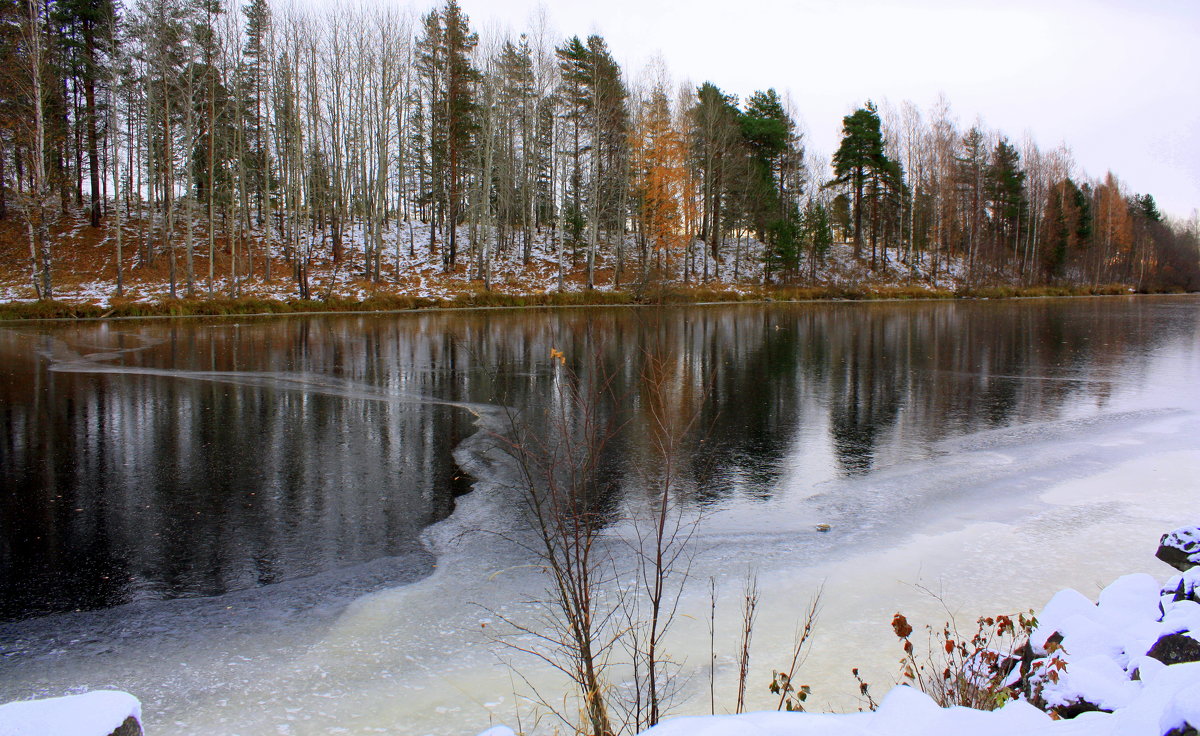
[[1, 296, 1193, 621]]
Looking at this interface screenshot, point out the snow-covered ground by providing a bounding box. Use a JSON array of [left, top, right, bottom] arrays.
[[0, 213, 968, 308], [599, 566, 1200, 736], [470, 525, 1200, 736]]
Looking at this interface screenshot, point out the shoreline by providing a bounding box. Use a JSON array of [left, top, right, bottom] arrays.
[[0, 282, 1176, 324]]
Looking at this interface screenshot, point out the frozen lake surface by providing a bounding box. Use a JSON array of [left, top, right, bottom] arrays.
[[1, 296, 1198, 734]]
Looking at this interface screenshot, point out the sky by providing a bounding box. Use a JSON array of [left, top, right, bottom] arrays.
[[453, 0, 1199, 220]]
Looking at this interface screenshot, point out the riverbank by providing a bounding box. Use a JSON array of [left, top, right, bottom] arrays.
[[4, 207, 1179, 322], [0, 282, 1152, 321]]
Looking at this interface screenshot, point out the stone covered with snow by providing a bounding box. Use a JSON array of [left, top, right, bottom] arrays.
[[1157, 526, 1200, 572], [1162, 568, 1200, 606], [0, 691, 141, 736]]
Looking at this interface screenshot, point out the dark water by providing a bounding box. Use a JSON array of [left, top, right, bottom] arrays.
[[2, 296, 1196, 621]]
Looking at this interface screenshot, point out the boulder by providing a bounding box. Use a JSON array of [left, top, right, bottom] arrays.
[[109, 717, 142, 736], [1157, 526, 1200, 572], [1162, 569, 1200, 605], [1146, 632, 1200, 666], [1050, 698, 1106, 720]]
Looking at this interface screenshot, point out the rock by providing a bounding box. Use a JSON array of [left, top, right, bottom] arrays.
[[109, 716, 143, 736], [1163, 728, 1198, 736], [1146, 632, 1200, 666], [1051, 698, 1106, 719], [815, 523, 831, 533], [1157, 526, 1200, 572], [1162, 569, 1200, 605]]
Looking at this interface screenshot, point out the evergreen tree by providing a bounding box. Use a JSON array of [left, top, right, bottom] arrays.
[[688, 81, 739, 278], [740, 88, 802, 282], [803, 198, 833, 280], [555, 33, 627, 287], [241, 0, 269, 225], [1136, 193, 1162, 223], [956, 126, 988, 280], [985, 137, 1025, 265], [418, 0, 477, 271], [830, 102, 884, 259], [55, 0, 117, 226]]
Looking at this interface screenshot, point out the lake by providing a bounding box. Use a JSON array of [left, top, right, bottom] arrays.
[[1, 296, 1198, 733]]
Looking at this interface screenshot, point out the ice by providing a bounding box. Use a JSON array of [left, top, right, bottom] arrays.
[[2, 302, 1197, 735]]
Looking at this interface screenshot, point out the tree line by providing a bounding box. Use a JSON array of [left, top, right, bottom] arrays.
[[1, 0, 1196, 301]]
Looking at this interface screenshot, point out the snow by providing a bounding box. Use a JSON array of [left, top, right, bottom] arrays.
[[1034, 572, 1199, 713], [0, 691, 140, 736]]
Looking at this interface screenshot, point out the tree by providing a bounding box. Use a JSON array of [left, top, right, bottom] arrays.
[[555, 34, 626, 288], [17, 0, 55, 298], [985, 137, 1025, 270], [417, 0, 478, 272], [1092, 172, 1132, 285], [55, 0, 116, 227], [688, 82, 739, 279], [631, 78, 686, 280], [439, 0, 476, 271], [802, 198, 833, 281], [956, 126, 988, 282], [831, 102, 884, 260]]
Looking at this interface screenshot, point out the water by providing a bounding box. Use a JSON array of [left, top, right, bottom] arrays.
[[0, 296, 1197, 733]]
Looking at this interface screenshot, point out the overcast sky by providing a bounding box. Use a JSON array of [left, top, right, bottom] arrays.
[[453, 0, 1198, 220]]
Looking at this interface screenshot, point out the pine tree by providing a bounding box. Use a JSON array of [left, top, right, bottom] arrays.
[[803, 198, 833, 281], [956, 126, 988, 282], [688, 82, 739, 278], [830, 102, 884, 259], [985, 137, 1025, 268], [441, 0, 477, 271], [55, 0, 116, 227], [555, 33, 627, 287]]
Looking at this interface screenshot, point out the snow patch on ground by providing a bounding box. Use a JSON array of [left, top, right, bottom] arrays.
[[0, 212, 969, 308], [0, 691, 140, 736]]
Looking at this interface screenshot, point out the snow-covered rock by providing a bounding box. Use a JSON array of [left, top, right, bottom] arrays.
[[0, 691, 141, 736], [1162, 568, 1200, 606], [1157, 526, 1200, 572], [1147, 633, 1200, 666]]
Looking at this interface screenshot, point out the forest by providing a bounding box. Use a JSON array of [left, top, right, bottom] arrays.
[[0, 0, 1197, 304]]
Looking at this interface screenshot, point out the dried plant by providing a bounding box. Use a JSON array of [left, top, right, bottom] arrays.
[[735, 571, 759, 714], [769, 587, 822, 712], [891, 607, 1058, 710]]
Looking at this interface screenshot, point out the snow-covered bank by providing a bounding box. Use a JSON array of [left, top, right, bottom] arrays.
[[479, 532, 1200, 736], [0, 209, 980, 309]]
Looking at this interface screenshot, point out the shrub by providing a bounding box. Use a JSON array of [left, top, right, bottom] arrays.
[[890, 610, 1060, 710]]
